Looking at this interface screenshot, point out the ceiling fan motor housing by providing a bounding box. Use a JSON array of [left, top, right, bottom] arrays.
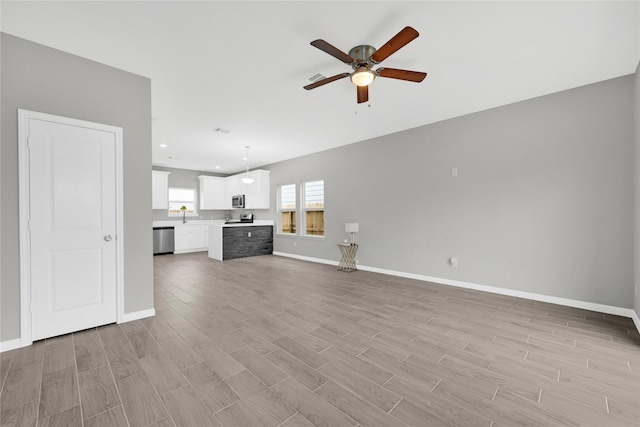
[[348, 45, 377, 70]]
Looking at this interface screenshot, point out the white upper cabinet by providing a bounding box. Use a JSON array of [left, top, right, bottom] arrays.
[[198, 175, 226, 210], [242, 170, 270, 209], [152, 170, 170, 209], [225, 174, 242, 209], [197, 169, 270, 210]]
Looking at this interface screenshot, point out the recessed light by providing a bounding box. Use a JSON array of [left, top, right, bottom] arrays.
[[215, 166, 220, 169], [159, 144, 167, 148]]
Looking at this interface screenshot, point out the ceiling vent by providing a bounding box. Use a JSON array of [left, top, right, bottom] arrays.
[[307, 73, 326, 82]]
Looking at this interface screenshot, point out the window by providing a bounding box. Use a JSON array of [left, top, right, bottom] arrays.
[[278, 180, 325, 236], [168, 187, 198, 216], [278, 184, 296, 234], [303, 180, 324, 236]]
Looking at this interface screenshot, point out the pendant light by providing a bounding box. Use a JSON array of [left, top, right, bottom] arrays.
[[241, 145, 255, 184]]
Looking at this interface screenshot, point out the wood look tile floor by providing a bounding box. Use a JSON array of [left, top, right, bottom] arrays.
[[2, 253, 639, 426]]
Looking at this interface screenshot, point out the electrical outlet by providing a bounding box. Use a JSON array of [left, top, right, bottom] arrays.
[[293, 241, 297, 248], [452, 168, 458, 177], [247, 232, 251, 237], [450, 257, 458, 268], [356, 259, 359, 264]]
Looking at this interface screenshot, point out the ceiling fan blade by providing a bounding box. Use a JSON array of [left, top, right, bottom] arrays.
[[303, 73, 350, 90], [357, 85, 368, 104], [310, 39, 355, 64], [370, 26, 419, 64], [377, 67, 427, 82]]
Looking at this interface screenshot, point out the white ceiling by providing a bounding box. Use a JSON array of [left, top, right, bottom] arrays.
[[2, 1, 638, 174]]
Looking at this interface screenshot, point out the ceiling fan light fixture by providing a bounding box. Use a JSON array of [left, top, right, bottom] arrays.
[[351, 70, 375, 87]]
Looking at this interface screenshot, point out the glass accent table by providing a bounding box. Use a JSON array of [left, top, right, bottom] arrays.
[[337, 243, 358, 272]]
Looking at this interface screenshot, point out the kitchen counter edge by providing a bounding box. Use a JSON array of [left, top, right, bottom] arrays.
[[153, 220, 274, 227]]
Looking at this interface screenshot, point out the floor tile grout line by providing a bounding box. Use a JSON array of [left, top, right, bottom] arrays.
[[0, 355, 15, 414], [210, 396, 239, 415], [268, 375, 292, 390], [317, 344, 334, 355], [81, 405, 126, 424], [71, 332, 86, 427], [274, 411, 299, 427], [381, 374, 395, 387], [221, 372, 280, 425], [33, 343, 48, 425], [97, 327, 132, 427], [0, 354, 14, 399], [135, 322, 183, 427], [386, 397, 403, 414], [491, 387, 499, 402]]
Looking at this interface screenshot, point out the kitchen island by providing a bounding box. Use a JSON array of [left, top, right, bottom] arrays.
[[208, 220, 274, 261]]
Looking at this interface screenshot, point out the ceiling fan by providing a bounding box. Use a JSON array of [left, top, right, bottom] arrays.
[[304, 26, 427, 104]]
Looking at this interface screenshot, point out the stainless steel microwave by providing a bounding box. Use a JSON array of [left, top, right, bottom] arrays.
[[232, 194, 245, 208]]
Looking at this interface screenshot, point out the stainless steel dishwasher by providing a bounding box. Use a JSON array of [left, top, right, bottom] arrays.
[[153, 227, 175, 255]]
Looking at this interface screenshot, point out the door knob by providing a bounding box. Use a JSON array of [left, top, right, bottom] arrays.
[[104, 235, 113, 242]]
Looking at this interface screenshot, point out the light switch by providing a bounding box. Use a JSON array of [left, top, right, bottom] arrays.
[[248, 232, 251, 237], [452, 168, 458, 177]]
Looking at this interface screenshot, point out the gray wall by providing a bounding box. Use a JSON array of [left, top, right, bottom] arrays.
[[266, 75, 634, 309], [1, 34, 154, 342], [635, 62, 640, 317]]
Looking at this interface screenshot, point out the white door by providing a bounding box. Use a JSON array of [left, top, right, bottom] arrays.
[[25, 113, 120, 341]]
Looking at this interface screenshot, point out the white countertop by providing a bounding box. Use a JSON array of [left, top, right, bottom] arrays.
[[153, 220, 273, 227], [213, 220, 274, 228]]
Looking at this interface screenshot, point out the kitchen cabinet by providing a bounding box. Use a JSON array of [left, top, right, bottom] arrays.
[[152, 170, 170, 209], [198, 175, 226, 210], [197, 169, 270, 210], [222, 226, 273, 260], [225, 174, 242, 209], [174, 224, 208, 253], [241, 170, 270, 209]]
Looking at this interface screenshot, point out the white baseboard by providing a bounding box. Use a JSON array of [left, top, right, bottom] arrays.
[[632, 310, 640, 332], [120, 308, 156, 323], [174, 248, 207, 255], [0, 338, 22, 353], [273, 251, 338, 266], [1, 309, 157, 353], [273, 252, 639, 329]]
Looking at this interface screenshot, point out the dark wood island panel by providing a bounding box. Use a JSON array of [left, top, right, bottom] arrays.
[[222, 226, 273, 260]]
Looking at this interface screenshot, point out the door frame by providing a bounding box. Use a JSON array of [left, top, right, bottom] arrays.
[[18, 109, 125, 347]]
